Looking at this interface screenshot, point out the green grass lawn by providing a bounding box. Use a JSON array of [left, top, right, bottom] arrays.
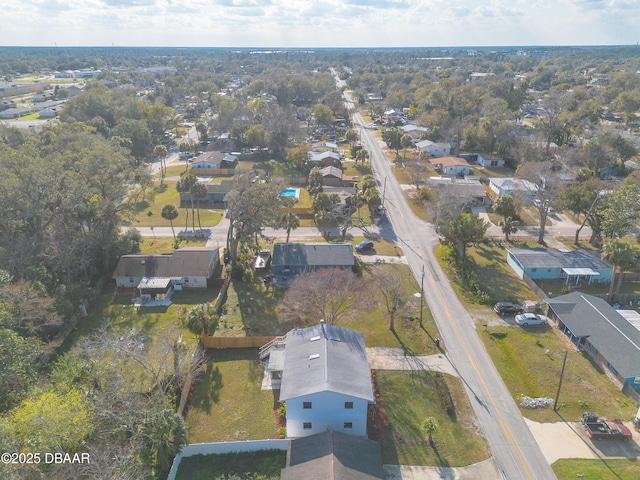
[[138, 236, 208, 254], [131, 181, 223, 228], [551, 458, 640, 480], [176, 450, 286, 480], [375, 370, 490, 466], [342, 161, 372, 178], [478, 325, 636, 422], [185, 348, 279, 443]]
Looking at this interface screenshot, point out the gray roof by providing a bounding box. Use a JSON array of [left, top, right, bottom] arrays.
[[508, 248, 611, 271], [281, 430, 384, 480], [112, 247, 218, 279], [279, 324, 373, 402], [272, 242, 354, 269], [546, 292, 640, 378]]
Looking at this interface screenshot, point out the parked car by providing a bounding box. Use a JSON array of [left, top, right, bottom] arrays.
[[355, 239, 374, 253], [493, 302, 524, 316], [514, 313, 547, 326]]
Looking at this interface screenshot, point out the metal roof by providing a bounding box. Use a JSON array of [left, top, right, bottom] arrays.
[[272, 243, 354, 269], [546, 292, 640, 378], [279, 324, 373, 402], [137, 277, 172, 290], [508, 248, 611, 271], [562, 268, 600, 276], [112, 247, 219, 279]]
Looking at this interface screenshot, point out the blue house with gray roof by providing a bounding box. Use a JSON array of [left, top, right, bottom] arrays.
[[546, 292, 640, 393], [507, 248, 612, 285], [265, 323, 374, 438]]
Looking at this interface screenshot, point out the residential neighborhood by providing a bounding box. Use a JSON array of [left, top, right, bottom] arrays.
[[2, 44, 640, 480]]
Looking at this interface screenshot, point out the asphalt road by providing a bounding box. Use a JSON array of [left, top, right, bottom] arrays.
[[349, 92, 557, 479]]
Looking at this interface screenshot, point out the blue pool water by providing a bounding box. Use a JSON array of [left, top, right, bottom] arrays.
[[280, 188, 300, 199]]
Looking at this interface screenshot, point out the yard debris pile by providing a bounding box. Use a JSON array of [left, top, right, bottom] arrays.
[[519, 395, 554, 409]]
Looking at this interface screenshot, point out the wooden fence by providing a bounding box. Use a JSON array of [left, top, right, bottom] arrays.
[[190, 168, 235, 176], [522, 272, 548, 301], [200, 335, 276, 349]]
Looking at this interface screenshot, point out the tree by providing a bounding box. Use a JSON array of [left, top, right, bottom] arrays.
[[345, 129, 359, 146], [280, 212, 300, 243], [498, 216, 519, 242], [406, 164, 428, 192], [161, 204, 179, 241], [112, 118, 152, 165], [182, 174, 199, 232], [400, 133, 413, 159], [313, 192, 340, 238], [313, 103, 334, 127], [3, 388, 94, 451], [286, 145, 311, 171], [382, 127, 402, 157], [493, 195, 517, 221], [185, 303, 218, 336], [444, 213, 489, 262], [191, 182, 208, 231], [559, 181, 606, 245], [279, 268, 369, 325], [363, 187, 381, 219], [602, 239, 640, 301], [308, 166, 323, 195], [376, 268, 407, 331], [176, 179, 190, 232], [599, 183, 640, 240], [138, 409, 187, 479], [515, 160, 562, 244], [0, 328, 47, 413], [153, 144, 168, 184], [423, 417, 438, 446], [355, 147, 369, 164]]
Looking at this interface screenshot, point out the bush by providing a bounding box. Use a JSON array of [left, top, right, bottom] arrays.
[[278, 427, 287, 438]]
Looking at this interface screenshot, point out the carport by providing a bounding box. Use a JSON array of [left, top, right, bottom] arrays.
[[562, 267, 599, 286]]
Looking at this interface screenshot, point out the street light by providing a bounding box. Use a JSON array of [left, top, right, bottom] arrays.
[[416, 264, 425, 327]]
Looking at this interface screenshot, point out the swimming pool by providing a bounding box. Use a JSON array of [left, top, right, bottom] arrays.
[[280, 188, 300, 200]]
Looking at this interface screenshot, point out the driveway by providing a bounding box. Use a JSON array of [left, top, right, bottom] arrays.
[[525, 418, 640, 464]]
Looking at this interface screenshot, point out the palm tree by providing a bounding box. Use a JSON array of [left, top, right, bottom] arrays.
[[153, 144, 168, 184], [175, 179, 189, 232], [498, 216, 519, 242], [315, 210, 329, 239], [422, 417, 438, 446], [161, 204, 179, 241], [363, 188, 381, 219], [191, 182, 208, 231], [281, 212, 300, 243], [602, 239, 640, 300], [182, 174, 198, 232], [356, 148, 369, 164], [400, 133, 413, 159]]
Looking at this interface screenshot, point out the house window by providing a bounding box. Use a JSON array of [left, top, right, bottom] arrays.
[[344, 402, 353, 409], [303, 402, 312, 409], [343, 422, 353, 429], [531, 268, 537, 272], [129, 277, 134, 283], [184, 277, 189, 283], [303, 422, 312, 429]]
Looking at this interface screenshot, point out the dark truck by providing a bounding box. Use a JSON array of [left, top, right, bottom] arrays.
[[581, 412, 632, 441]]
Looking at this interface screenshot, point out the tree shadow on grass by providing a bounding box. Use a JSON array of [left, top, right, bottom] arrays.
[[191, 362, 223, 414]]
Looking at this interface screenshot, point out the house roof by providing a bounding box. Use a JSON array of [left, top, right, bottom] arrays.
[[545, 292, 640, 378], [416, 139, 450, 149], [309, 150, 341, 162], [320, 166, 343, 178], [205, 180, 234, 194], [112, 247, 218, 279], [272, 242, 354, 269], [489, 177, 538, 192], [429, 156, 471, 168], [507, 248, 611, 271], [279, 323, 373, 402], [281, 430, 384, 480]]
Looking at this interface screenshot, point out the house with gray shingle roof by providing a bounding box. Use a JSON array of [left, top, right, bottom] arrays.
[[281, 430, 384, 479], [274, 323, 374, 438], [507, 248, 612, 284], [545, 292, 640, 393], [271, 242, 354, 277]]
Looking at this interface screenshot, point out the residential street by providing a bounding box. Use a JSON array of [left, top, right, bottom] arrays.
[[348, 91, 557, 479]]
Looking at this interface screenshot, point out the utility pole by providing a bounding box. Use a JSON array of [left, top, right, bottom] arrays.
[[553, 350, 568, 412], [382, 176, 387, 206], [419, 264, 425, 327]]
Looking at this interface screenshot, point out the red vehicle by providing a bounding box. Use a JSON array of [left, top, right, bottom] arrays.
[[581, 412, 632, 441]]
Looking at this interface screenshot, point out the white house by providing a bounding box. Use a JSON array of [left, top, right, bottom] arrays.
[[268, 323, 374, 438], [307, 150, 342, 167], [415, 139, 451, 157], [112, 247, 219, 291], [399, 124, 430, 141], [460, 153, 505, 168], [429, 156, 472, 176], [489, 177, 538, 197]]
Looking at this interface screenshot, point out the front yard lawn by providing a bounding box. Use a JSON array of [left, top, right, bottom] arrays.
[[374, 370, 490, 466], [552, 458, 640, 480], [138, 236, 208, 254]]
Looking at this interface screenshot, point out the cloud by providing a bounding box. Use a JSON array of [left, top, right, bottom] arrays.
[[102, 0, 157, 6]]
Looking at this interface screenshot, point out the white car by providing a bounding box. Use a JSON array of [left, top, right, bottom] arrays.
[[514, 313, 547, 327]]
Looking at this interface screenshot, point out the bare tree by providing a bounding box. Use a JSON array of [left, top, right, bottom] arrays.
[[406, 163, 429, 192], [515, 160, 562, 245], [279, 268, 369, 325], [376, 267, 407, 331]]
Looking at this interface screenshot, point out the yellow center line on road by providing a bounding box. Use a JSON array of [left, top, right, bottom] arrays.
[[424, 265, 534, 480]]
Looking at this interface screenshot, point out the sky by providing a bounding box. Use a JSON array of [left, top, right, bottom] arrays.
[[2, 0, 639, 48]]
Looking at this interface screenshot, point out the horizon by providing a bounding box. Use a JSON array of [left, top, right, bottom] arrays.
[[2, 1, 639, 49]]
